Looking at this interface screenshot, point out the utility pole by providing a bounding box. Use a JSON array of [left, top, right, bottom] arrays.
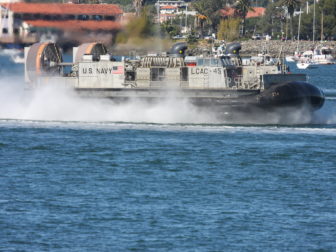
[[321, 10, 323, 41], [313, 0, 316, 42], [185, 3, 187, 33], [297, 8, 301, 41], [156, 1, 160, 24]]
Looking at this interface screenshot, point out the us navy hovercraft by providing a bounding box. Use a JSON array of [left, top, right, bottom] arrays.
[[24, 42, 324, 113]]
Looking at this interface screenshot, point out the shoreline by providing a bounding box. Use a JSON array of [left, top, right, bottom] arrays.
[[239, 40, 336, 56], [101, 39, 336, 57], [184, 40, 336, 57]]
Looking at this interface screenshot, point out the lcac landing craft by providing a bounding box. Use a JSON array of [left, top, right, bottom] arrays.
[[24, 42, 325, 114]]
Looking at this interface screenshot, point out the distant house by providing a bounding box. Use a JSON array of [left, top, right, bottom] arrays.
[[0, 2, 123, 45], [160, 5, 178, 15], [0, 0, 21, 2], [155, 0, 196, 24], [220, 7, 266, 19], [156, 0, 187, 9]]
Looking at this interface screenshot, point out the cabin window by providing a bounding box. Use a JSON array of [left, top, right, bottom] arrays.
[[151, 68, 165, 81], [14, 13, 22, 19], [14, 28, 19, 35], [322, 49, 331, 55], [197, 58, 203, 66], [181, 67, 188, 81], [203, 59, 210, 66], [211, 58, 219, 66]]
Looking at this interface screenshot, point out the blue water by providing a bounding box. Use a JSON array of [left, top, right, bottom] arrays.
[[0, 55, 336, 251]]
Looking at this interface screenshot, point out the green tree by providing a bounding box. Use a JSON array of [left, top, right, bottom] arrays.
[[234, 0, 254, 36], [318, 0, 336, 39], [161, 22, 181, 38], [217, 18, 240, 41], [116, 8, 154, 43], [258, 2, 286, 38], [297, 0, 336, 40], [279, 0, 301, 40], [192, 0, 226, 35]]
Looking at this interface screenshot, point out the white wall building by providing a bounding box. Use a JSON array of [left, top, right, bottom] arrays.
[[155, 0, 196, 24], [0, 3, 28, 41], [156, 0, 187, 8]]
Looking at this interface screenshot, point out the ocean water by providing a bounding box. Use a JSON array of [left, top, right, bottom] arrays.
[[0, 55, 335, 251]]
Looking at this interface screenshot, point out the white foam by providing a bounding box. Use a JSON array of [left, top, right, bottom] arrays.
[[1, 118, 336, 137], [0, 77, 335, 128], [0, 77, 219, 124]]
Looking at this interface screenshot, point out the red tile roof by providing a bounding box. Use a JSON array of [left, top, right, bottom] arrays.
[[25, 20, 122, 31], [220, 7, 265, 19], [0, 3, 123, 15], [161, 5, 178, 10], [246, 7, 265, 18], [220, 8, 235, 17]]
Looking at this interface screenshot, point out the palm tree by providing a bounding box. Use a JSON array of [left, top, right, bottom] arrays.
[[280, 0, 301, 40], [193, 0, 225, 36], [233, 0, 254, 36], [193, 1, 208, 36]]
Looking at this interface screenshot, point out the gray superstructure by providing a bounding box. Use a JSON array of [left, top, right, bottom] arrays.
[[24, 42, 324, 111]]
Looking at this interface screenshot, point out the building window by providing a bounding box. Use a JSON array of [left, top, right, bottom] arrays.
[[51, 15, 61, 21], [2, 28, 8, 34], [14, 28, 19, 34], [104, 16, 115, 21], [22, 13, 34, 20], [43, 15, 51, 20], [64, 15, 75, 20], [92, 15, 103, 21], [33, 14, 41, 19], [78, 15, 89, 20]]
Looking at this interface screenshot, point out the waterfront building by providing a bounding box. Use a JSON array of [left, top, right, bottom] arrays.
[[0, 2, 123, 46], [155, 0, 196, 24]]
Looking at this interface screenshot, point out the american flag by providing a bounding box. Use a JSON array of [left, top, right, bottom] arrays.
[[112, 66, 124, 74]]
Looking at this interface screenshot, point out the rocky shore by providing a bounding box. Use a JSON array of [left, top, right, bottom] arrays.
[[112, 39, 336, 57], [186, 40, 336, 57], [240, 40, 336, 56]]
